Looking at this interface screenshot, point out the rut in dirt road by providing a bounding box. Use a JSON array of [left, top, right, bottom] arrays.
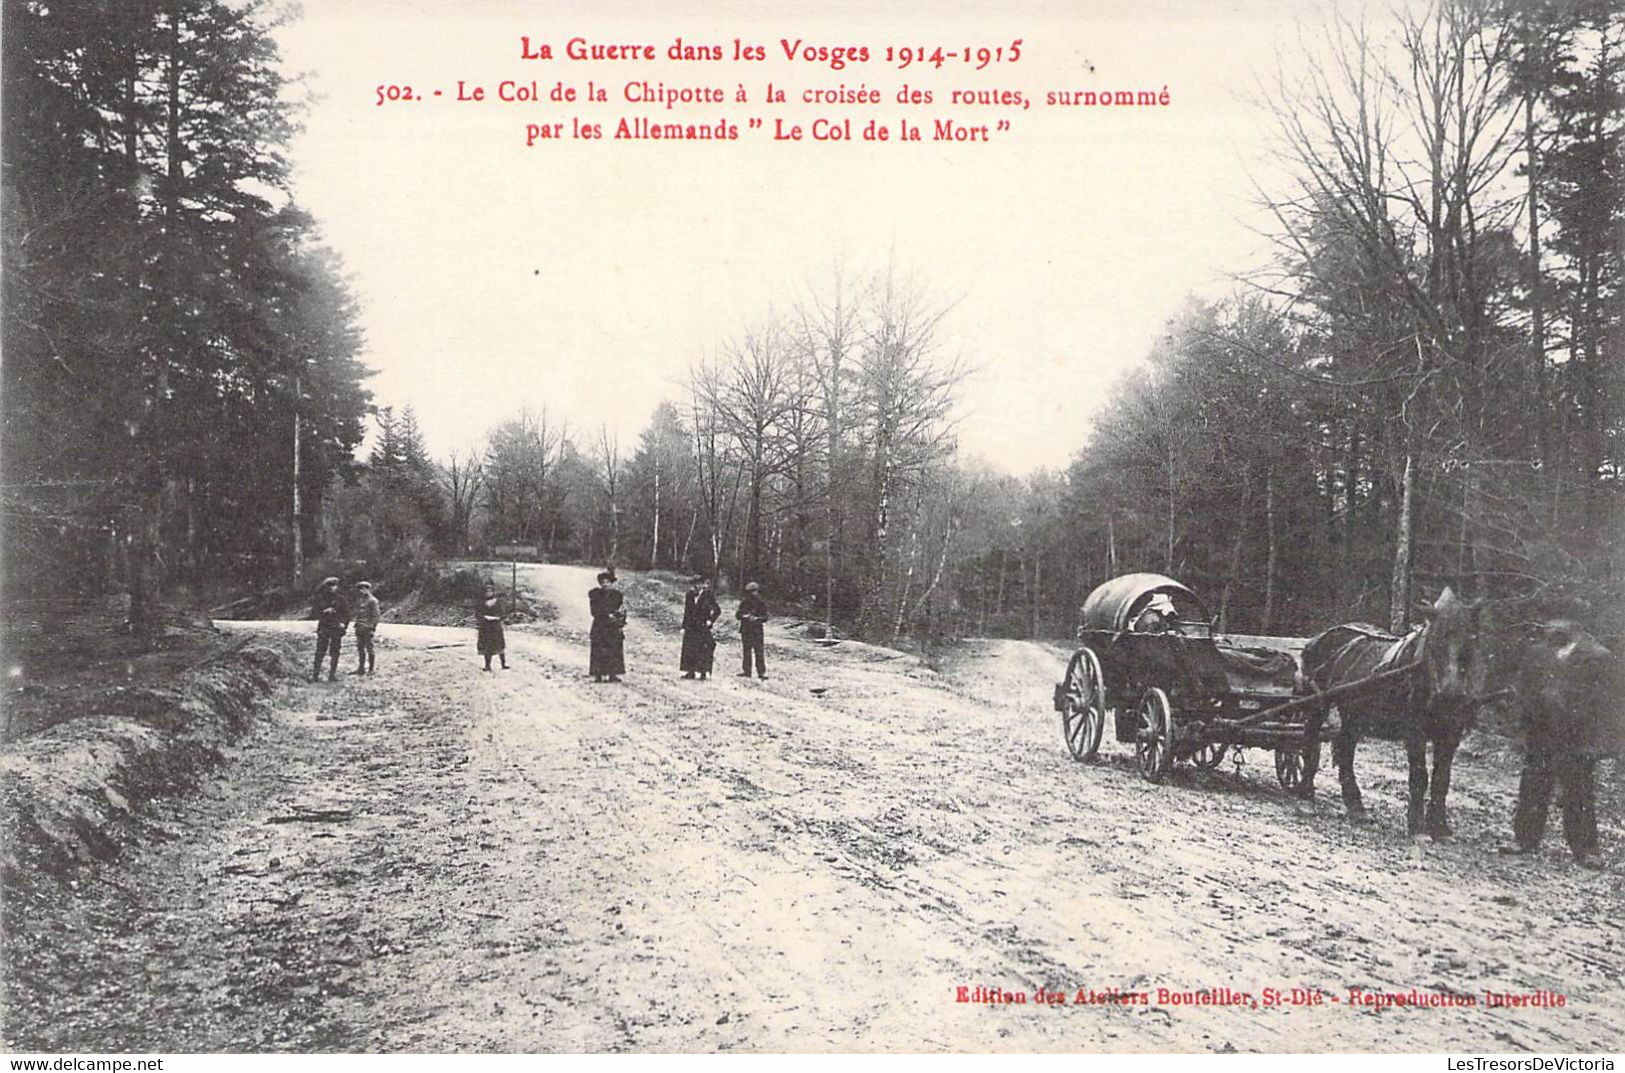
[[7, 563, 1621, 1052]]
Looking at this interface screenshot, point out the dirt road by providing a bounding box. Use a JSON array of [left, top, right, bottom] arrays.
[[9, 564, 1622, 1051]]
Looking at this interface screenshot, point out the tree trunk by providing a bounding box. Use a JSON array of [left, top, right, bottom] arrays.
[[1031, 551, 1042, 639], [825, 350, 842, 634], [1262, 468, 1278, 632], [893, 514, 920, 639], [864, 448, 892, 637], [1389, 449, 1416, 634], [909, 514, 956, 625], [1457, 465, 1475, 594], [746, 432, 763, 580], [681, 508, 698, 569], [1342, 423, 1359, 603], [292, 377, 303, 585], [995, 549, 1008, 620], [650, 463, 660, 568], [1218, 486, 1249, 632], [793, 440, 810, 596], [1525, 92, 1546, 465], [1165, 443, 1176, 571]]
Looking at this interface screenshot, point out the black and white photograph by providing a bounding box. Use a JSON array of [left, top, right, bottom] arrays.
[[2, 0, 1622, 1055]]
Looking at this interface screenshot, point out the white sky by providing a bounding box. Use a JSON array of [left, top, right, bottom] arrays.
[[276, 0, 1344, 475]]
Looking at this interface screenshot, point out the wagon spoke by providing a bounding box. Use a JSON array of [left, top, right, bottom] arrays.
[[1274, 741, 1320, 798], [1058, 648, 1106, 763], [1135, 687, 1173, 783]]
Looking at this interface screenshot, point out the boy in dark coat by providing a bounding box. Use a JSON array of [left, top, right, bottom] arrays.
[[736, 581, 768, 679], [351, 580, 380, 675], [311, 576, 349, 682], [680, 575, 721, 679]]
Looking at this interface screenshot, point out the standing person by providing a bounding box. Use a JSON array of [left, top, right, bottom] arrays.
[[588, 569, 626, 683], [476, 582, 509, 672], [311, 576, 349, 683], [680, 574, 721, 680], [736, 580, 768, 680], [351, 580, 380, 676], [1499, 620, 1616, 869]]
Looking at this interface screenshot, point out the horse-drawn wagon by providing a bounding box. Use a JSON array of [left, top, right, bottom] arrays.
[[1052, 573, 1397, 794], [1055, 573, 1515, 837]]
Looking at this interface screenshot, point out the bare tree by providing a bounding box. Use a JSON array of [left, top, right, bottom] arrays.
[[596, 424, 621, 563], [798, 266, 867, 630], [1256, 0, 1521, 626], [775, 346, 827, 597], [482, 407, 565, 546], [695, 320, 799, 585], [440, 447, 484, 553], [687, 361, 733, 584], [856, 266, 965, 637]]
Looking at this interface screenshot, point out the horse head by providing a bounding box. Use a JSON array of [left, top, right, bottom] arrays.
[[1417, 586, 1483, 708]]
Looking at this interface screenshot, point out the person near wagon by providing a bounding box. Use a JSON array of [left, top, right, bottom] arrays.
[[1499, 620, 1617, 869], [680, 574, 721, 680], [736, 581, 769, 679], [351, 580, 380, 676], [476, 581, 509, 672], [1130, 592, 1181, 635], [311, 576, 349, 682], [589, 569, 626, 683]]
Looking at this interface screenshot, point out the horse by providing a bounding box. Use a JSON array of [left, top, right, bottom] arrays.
[[1300, 587, 1483, 838]]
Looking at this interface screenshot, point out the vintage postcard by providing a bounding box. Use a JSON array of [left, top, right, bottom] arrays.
[[3, 0, 1621, 1057]]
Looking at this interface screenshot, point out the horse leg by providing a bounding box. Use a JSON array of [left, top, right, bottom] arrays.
[[1405, 738, 1429, 837], [1334, 731, 1366, 818], [1299, 708, 1327, 801], [1424, 735, 1459, 839]]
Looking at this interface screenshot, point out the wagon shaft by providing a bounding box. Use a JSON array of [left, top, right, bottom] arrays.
[[1232, 658, 1425, 726]]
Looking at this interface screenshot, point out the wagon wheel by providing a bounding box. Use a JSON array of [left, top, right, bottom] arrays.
[[1059, 648, 1106, 762], [1191, 742, 1228, 770], [1274, 741, 1321, 796], [1135, 687, 1174, 782]]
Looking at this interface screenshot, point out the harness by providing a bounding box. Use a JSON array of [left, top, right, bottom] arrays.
[[1374, 626, 1426, 676], [1315, 623, 1431, 714]]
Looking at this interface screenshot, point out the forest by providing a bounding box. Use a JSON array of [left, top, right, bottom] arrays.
[[3, 0, 369, 622], [3, 0, 1620, 641]]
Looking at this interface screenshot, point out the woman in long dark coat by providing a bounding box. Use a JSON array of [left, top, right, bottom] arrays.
[[588, 570, 626, 682], [476, 582, 508, 671], [679, 575, 721, 679]]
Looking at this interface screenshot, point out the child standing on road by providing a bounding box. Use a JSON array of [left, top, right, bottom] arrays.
[[311, 576, 349, 682], [351, 580, 380, 675], [477, 582, 509, 672], [736, 581, 768, 680]]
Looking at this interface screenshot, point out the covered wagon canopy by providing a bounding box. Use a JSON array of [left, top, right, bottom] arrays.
[[1079, 573, 1205, 632]]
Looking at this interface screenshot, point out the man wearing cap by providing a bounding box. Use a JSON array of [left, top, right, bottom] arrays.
[[680, 574, 721, 680], [311, 576, 350, 682], [736, 581, 769, 679], [1131, 592, 1181, 634], [351, 581, 381, 676]]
